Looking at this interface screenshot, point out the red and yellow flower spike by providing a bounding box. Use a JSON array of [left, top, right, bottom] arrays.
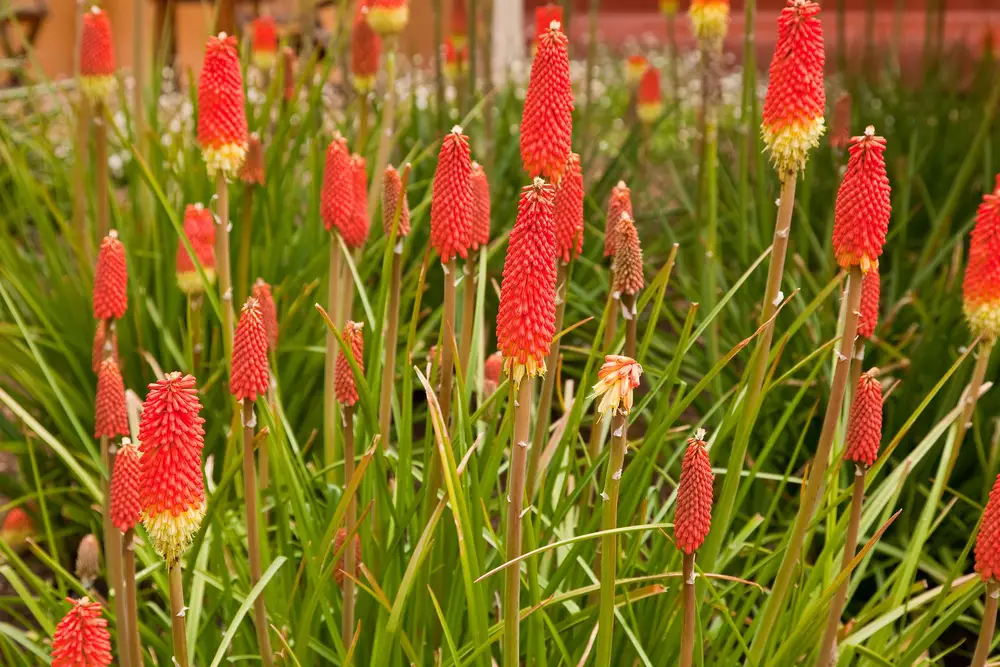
[[761, 0, 826, 175], [497, 178, 558, 386], [449, 0, 469, 50], [92, 321, 118, 373], [51, 597, 113, 667], [660, 0, 679, 17], [2, 507, 34, 552], [79, 6, 116, 102], [93, 231, 128, 320], [857, 265, 880, 339], [613, 213, 644, 297], [843, 368, 883, 467], [349, 154, 371, 249], [554, 152, 584, 263], [832, 126, 891, 274], [335, 321, 365, 406], [383, 164, 411, 237], [351, 1, 381, 92], [95, 358, 128, 439], [368, 0, 410, 37], [139, 372, 206, 565], [625, 54, 649, 87], [521, 21, 573, 183], [674, 429, 714, 554], [637, 66, 663, 124], [197, 33, 249, 178], [252, 278, 279, 351], [592, 355, 643, 420], [688, 0, 730, 44], [976, 473, 1000, 582], [963, 175, 1000, 341], [231, 298, 270, 402], [471, 162, 491, 251], [251, 16, 278, 69], [443, 38, 467, 81], [321, 135, 356, 240], [604, 181, 633, 258], [430, 126, 474, 262], [110, 438, 142, 533], [176, 204, 217, 295]]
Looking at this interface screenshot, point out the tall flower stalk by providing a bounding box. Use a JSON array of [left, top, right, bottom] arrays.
[[80, 6, 116, 244], [237, 134, 265, 303], [111, 438, 143, 667], [973, 473, 1000, 667], [378, 164, 411, 443]]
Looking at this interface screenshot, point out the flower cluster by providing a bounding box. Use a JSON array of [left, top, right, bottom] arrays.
[[674, 430, 714, 554]]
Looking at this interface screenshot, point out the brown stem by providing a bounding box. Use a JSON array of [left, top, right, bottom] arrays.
[[74, 97, 93, 262], [622, 293, 638, 358], [340, 249, 360, 325], [236, 186, 255, 304], [189, 294, 204, 372], [242, 399, 274, 666], [168, 563, 189, 667], [215, 174, 235, 368], [101, 433, 126, 667], [95, 103, 109, 240], [973, 580, 999, 667], [378, 250, 403, 441], [342, 405, 357, 652], [681, 552, 696, 667], [458, 256, 478, 391], [325, 234, 343, 484], [123, 528, 142, 667], [946, 340, 995, 481], [848, 343, 864, 405], [503, 379, 534, 667]]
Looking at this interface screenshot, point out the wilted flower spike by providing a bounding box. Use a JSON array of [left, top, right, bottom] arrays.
[[857, 264, 880, 339], [231, 298, 270, 402], [75, 534, 100, 587], [197, 33, 249, 178], [637, 67, 663, 124], [251, 16, 278, 69], [613, 213, 644, 296], [95, 358, 128, 439], [520, 23, 573, 182], [333, 528, 363, 584], [761, 0, 826, 175], [80, 7, 116, 102], [352, 2, 381, 92], [383, 165, 411, 238], [554, 152, 584, 263], [832, 127, 891, 273], [604, 181, 632, 258], [239, 133, 266, 186], [497, 179, 558, 385], [368, 0, 410, 37], [963, 176, 1000, 341], [92, 321, 119, 373], [93, 231, 128, 320], [689, 0, 730, 43], [335, 321, 366, 406], [674, 433, 714, 554], [843, 369, 883, 467], [592, 355, 643, 419], [977, 473, 1000, 582], [110, 438, 142, 533], [252, 279, 279, 350], [430, 127, 474, 262], [51, 597, 112, 667], [176, 204, 217, 295], [470, 162, 491, 250], [321, 136, 356, 240]]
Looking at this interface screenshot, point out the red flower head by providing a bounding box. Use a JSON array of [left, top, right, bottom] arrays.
[[231, 298, 270, 402], [430, 126, 474, 263], [761, 0, 826, 175], [470, 162, 491, 251], [92, 320, 119, 373], [830, 92, 852, 151], [626, 54, 649, 87], [521, 21, 573, 183], [352, 2, 382, 92], [139, 373, 206, 564], [443, 38, 468, 80], [80, 6, 116, 102], [333, 527, 363, 585], [554, 152, 584, 263], [496, 178, 558, 386], [832, 126, 891, 274], [857, 264, 880, 339], [484, 350, 503, 396], [637, 66, 663, 124], [604, 181, 633, 258], [976, 472, 1000, 582], [239, 132, 266, 186], [335, 321, 366, 407], [95, 358, 128, 439], [282, 47, 297, 103], [535, 4, 564, 44], [1, 507, 33, 552], [368, 0, 410, 37], [251, 16, 279, 69], [963, 176, 1000, 341], [176, 204, 217, 295], [51, 597, 112, 667], [347, 154, 371, 250], [93, 231, 128, 320], [197, 33, 249, 178], [450, 0, 468, 50], [674, 429, 714, 555], [843, 368, 882, 467], [110, 438, 142, 533], [689, 0, 730, 43], [383, 164, 411, 238], [252, 278, 279, 350], [321, 135, 355, 239], [613, 213, 644, 297]]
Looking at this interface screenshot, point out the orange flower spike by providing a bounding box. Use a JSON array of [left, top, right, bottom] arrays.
[[470, 162, 491, 251], [832, 126, 891, 274], [637, 66, 663, 124], [830, 92, 852, 151], [497, 179, 558, 386], [430, 126, 474, 262], [674, 429, 715, 554], [197, 33, 248, 178], [352, 2, 381, 93], [450, 0, 469, 49], [80, 6, 116, 102], [604, 181, 633, 258], [368, 0, 410, 37], [92, 321, 119, 373], [239, 132, 266, 186], [689, 0, 730, 43], [484, 350, 504, 395], [976, 472, 1000, 582], [139, 373, 206, 564], [333, 528, 363, 584], [348, 154, 372, 249], [761, 0, 826, 175], [613, 213, 644, 298], [625, 54, 649, 86], [110, 438, 142, 533], [335, 321, 366, 406], [1, 507, 34, 552], [592, 355, 643, 419], [231, 298, 270, 402], [963, 176, 1000, 341], [251, 16, 278, 69], [93, 231, 128, 320], [176, 204, 217, 295], [321, 135, 354, 237], [51, 597, 113, 667], [843, 368, 883, 467], [95, 358, 128, 438], [252, 278, 279, 350], [383, 164, 411, 237], [521, 21, 573, 183], [857, 264, 880, 339], [443, 38, 467, 80], [554, 152, 584, 263]]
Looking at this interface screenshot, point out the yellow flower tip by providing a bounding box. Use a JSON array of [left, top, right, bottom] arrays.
[[80, 75, 117, 103], [504, 355, 546, 388], [177, 268, 217, 295], [637, 102, 663, 125], [761, 115, 826, 176], [834, 248, 878, 275], [625, 61, 648, 87], [143, 502, 206, 565], [202, 141, 249, 179], [965, 302, 1000, 342], [252, 51, 277, 70], [592, 355, 643, 420], [368, 6, 410, 37], [352, 74, 376, 93], [688, 1, 730, 43]]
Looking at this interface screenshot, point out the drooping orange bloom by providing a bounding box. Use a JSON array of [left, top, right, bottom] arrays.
[[689, 0, 730, 43], [832, 127, 891, 273], [592, 355, 643, 419], [239, 132, 266, 186], [335, 321, 366, 407], [368, 0, 410, 37], [497, 179, 558, 385], [51, 597, 113, 667], [383, 164, 411, 237], [1, 507, 33, 552], [251, 16, 278, 69], [761, 0, 826, 175], [470, 162, 491, 251], [176, 204, 217, 295], [430, 127, 474, 263], [231, 298, 270, 402], [443, 37, 468, 81], [252, 278, 279, 350], [637, 66, 663, 124], [352, 2, 381, 92], [80, 6, 116, 102], [977, 473, 1000, 581], [605, 181, 633, 258], [535, 4, 564, 44], [197, 33, 249, 178], [830, 92, 852, 151], [674, 430, 714, 554], [110, 438, 142, 533], [626, 54, 649, 86], [321, 135, 356, 241], [613, 213, 644, 297], [92, 320, 119, 373], [843, 368, 882, 467], [857, 264, 880, 339], [521, 21, 573, 183], [95, 358, 128, 439], [139, 373, 206, 564], [554, 152, 584, 263], [450, 0, 468, 50], [93, 231, 128, 320], [484, 350, 504, 396], [349, 154, 371, 250], [963, 176, 1000, 341], [333, 527, 363, 585], [282, 47, 297, 102]]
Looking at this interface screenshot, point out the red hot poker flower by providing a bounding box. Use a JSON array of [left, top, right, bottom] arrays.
[[830, 92, 852, 151], [857, 264, 880, 339], [252, 278, 279, 350], [554, 152, 584, 263], [592, 355, 643, 419], [470, 162, 491, 251], [613, 213, 644, 297], [535, 4, 564, 43], [95, 358, 128, 439], [51, 597, 113, 667], [521, 21, 573, 183], [430, 127, 474, 263], [335, 321, 366, 407], [637, 66, 663, 124], [231, 298, 270, 402], [110, 438, 142, 533], [352, 2, 381, 92], [239, 132, 266, 186], [333, 528, 363, 585], [484, 350, 503, 396], [450, 0, 469, 49], [443, 38, 467, 80], [383, 165, 411, 238], [321, 135, 355, 239], [843, 368, 883, 467], [963, 176, 1000, 341], [80, 6, 116, 102], [1, 507, 33, 551], [976, 473, 1000, 582], [93, 231, 128, 320], [368, 0, 410, 37], [689, 0, 730, 43], [347, 154, 371, 250], [496, 178, 558, 386], [197, 33, 249, 178], [176, 204, 217, 295], [139, 373, 206, 564], [251, 16, 278, 69], [605, 181, 633, 258], [626, 54, 649, 86], [832, 126, 891, 274], [92, 320, 119, 373], [761, 0, 826, 175], [674, 429, 715, 554]]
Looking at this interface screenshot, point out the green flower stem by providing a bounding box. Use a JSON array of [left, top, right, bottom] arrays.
[[972, 580, 1000, 667], [504, 378, 534, 667], [325, 233, 343, 484], [242, 398, 274, 667]]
